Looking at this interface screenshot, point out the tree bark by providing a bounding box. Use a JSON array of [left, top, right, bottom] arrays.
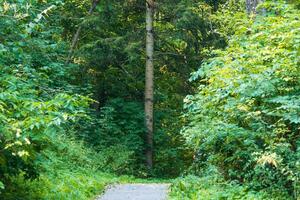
[[145, 0, 155, 171], [66, 0, 100, 63], [246, 0, 260, 14]]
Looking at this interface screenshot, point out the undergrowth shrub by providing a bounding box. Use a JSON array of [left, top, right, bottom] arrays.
[[182, 0, 300, 198], [0, 0, 91, 191], [76, 97, 192, 177], [1, 134, 118, 200], [170, 174, 290, 200], [96, 145, 136, 174], [73, 98, 147, 176]]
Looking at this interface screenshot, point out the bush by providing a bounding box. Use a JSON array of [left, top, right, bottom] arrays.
[[96, 145, 136, 175], [170, 174, 290, 200], [73, 98, 147, 175], [182, 0, 300, 197], [0, 0, 91, 189], [0, 134, 118, 200]]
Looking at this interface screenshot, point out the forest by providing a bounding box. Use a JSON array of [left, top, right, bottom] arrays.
[[0, 0, 299, 199]]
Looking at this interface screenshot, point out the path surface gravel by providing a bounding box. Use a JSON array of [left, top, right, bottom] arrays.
[[97, 183, 170, 200]]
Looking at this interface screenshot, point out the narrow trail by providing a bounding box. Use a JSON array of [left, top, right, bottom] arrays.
[[97, 183, 170, 200]]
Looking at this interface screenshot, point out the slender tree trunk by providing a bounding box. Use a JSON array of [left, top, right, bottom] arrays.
[[66, 0, 100, 63], [246, 0, 260, 14], [145, 0, 155, 171]]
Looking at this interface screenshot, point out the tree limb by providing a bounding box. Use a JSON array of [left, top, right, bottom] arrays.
[[66, 0, 100, 63]]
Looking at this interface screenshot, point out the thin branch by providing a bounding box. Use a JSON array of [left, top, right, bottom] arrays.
[[66, 0, 100, 64]]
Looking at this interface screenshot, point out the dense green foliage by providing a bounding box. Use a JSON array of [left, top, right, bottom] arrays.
[[170, 174, 280, 199], [0, 0, 90, 193], [1, 0, 299, 199], [67, 0, 229, 177], [78, 99, 146, 175], [182, 0, 300, 198], [2, 134, 120, 200]]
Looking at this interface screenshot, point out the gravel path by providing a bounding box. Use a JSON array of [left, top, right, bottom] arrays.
[[96, 184, 170, 200]]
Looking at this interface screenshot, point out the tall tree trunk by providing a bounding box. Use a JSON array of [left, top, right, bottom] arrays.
[[145, 0, 155, 171], [246, 0, 260, 14], [66, 0, 100, 63]]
